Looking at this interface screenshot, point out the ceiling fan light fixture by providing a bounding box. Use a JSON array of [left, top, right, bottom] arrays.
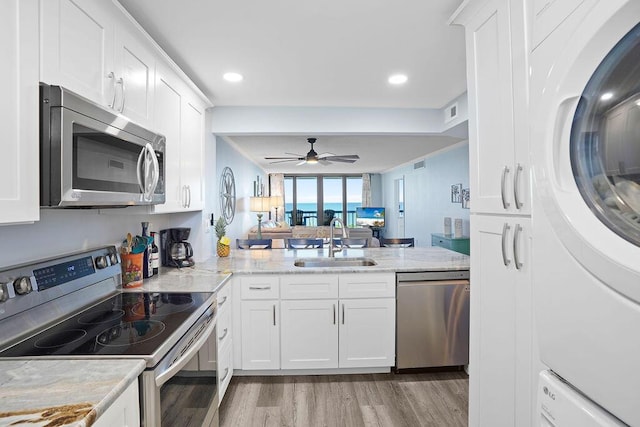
[[223, 72, 243, 82], [388, 74, 408, 85], [306, 158, 318, 164]]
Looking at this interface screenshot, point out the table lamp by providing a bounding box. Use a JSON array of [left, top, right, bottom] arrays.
[[250, 196, 271, 239], [270, 195, 284, 223]]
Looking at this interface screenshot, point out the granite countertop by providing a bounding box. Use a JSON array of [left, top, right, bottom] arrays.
[[0, 359, 145, 427], [199, 246, 469, 275]]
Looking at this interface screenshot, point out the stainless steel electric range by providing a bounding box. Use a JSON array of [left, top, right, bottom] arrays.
[[0, 246, 219, 427]]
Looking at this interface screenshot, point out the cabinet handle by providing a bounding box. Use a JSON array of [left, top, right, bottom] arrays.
[[513, 224, 523, 270], [119, 77, 126, 112], [249, 285, 271, 290], [514, 164, 524, 210], [220, 367, 230, 382], [187, 185, 192, 208], [501, 166, 511, 209], [342, 304, 345, 325], [182, 185, 188, 208], [218, 328, 228, 341], [107, 72, 116, 108], [501, 222, 511, 267], [333, 304, 336, 325], [273, 304, 276, 326], [218, 296, 228, 306]]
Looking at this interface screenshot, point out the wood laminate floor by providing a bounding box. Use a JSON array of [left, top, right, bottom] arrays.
[[219, 371, 469, 427]]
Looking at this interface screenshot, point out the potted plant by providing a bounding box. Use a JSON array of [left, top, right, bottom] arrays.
[[215, 217, 231, 257]]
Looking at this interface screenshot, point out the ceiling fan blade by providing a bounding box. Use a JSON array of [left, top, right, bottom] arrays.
[[321, 154, 360, 160], [317, 152, 335, 157], [285, 152, 304, 157], [269, 159, 299, 164], [322, 157, 357, 163], [296, 160, 307, 166], [265, 156, 301, 160], [318, 159, 331, 166]]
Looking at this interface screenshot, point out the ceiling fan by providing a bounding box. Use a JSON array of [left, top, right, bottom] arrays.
[[265, 138, 360, 166]]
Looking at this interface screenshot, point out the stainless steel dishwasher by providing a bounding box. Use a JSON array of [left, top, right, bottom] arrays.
[[396, 270, 470, 370]]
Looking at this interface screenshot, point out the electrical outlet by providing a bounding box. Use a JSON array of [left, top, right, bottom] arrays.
[[204, 218, 210, 233]]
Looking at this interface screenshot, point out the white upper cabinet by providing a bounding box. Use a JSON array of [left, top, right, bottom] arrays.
[[458, 0, 531, 215], [113, 23, 155, 127], [41, 0, 116, 108], [179, 96, 205, 211], [0, 0, 39, 225]]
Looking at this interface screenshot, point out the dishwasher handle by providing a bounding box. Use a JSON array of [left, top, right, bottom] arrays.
[[397, 279, 470, 288]]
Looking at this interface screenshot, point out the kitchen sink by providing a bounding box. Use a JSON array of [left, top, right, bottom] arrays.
[[294, 257, 378, 268]]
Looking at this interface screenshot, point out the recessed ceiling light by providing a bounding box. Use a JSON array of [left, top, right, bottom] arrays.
[[388, 74, 408, 85], [223, 72, 243, 82], [600, 92, 613, 101]]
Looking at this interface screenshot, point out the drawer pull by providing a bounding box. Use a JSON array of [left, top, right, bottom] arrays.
[[333, 304, 336, 325], [218, 296, 228, 306], [218, 328, 228, 341], [273, 304, 277, 326], [342, 304, 345, 325], [249, 285, 271, 290], [221, 367, 229, 382]]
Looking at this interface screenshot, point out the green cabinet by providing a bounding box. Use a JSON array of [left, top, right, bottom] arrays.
[[431, 233, 470, 255]]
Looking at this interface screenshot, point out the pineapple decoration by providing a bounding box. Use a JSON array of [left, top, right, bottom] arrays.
[[215, 217, 231, 257]]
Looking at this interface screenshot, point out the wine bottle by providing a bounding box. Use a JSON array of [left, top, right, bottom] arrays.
[[151, 231, 160, 275], [141, 222, 153, 278]]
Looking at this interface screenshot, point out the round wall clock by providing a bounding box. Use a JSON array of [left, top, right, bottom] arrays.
[[219, 167, 236, 224]]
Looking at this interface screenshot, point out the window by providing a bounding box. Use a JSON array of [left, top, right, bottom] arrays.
[[284, 175, 363, 227]]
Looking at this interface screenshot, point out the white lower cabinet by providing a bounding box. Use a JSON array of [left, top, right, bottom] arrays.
[[338, 298, 396, 368], [93, 378, 140, 427], [241, 300, 280, 370], [238, 273, 396, 372], [281, 299, 339, 369]]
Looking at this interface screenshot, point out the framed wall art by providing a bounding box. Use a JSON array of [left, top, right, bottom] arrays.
[[451, 183, 462, 203]]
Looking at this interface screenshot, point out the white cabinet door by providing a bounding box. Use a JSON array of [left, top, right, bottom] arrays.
[[114, 25, 155, 127], [41, 0, 116, 108], [218, 337, 233, 405], [152, 65, 183, 213], [469, 215, 532, 427], [93, 379, 140, 427], [179, 96, 204, 211], [0, 0, 39, 224], [338, 298, 395, 368], [464, 0, 530, 215], [241, 300, 280, 370], [280, 299, 338, 369]]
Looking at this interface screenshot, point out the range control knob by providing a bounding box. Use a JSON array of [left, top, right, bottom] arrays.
[[95, 256, 108, 270], [108, 253, 119, 266], [0, 283, 8, 302], [13, 277, 32, 295]]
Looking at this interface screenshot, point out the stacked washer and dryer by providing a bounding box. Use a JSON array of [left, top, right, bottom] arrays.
[[531, 0, 640, 425]]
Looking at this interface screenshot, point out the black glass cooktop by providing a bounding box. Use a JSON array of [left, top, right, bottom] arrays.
[[0, 292, 213, 358]]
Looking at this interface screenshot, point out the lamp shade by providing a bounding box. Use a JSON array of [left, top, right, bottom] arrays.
[[250, 196, 271, 212], [270, 195, 284, 207]]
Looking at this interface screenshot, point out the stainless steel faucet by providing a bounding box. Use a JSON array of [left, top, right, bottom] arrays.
[[328, 217, 348, 257]]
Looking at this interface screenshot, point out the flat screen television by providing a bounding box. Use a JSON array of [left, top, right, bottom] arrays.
[[356, 207, 385, 228]]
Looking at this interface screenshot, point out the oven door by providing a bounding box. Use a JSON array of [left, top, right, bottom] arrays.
[[141, 305, 218, 427]]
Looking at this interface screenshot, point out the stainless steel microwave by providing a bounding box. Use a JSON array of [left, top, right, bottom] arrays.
[[40, 83, 165, 208]]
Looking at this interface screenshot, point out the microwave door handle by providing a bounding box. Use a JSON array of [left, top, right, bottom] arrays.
[[137, 144, 160, 202]]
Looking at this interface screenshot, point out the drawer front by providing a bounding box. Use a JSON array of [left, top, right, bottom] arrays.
[[240, 275, 279, 299], [432, 235, 453, 250], [217, 281, 232, 312], [339, 273, 395, 298], [217, 306, 232, 349], [281, 274, 339, 300], [218, 338, 233, 405]]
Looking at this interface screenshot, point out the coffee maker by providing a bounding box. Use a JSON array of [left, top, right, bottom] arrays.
[[160, 228, 195, 268]]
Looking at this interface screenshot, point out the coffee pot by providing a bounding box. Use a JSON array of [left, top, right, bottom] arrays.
[[160, 228, 195, 268]]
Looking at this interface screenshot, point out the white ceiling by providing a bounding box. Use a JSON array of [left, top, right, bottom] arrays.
[[119, 0, 468, 172]]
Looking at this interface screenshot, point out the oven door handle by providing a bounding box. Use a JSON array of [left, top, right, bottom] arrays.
[[155, 315, 217, 387]]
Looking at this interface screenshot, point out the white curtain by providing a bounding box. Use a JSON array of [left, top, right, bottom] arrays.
[[362, 173, 372, 207], [269, 173, 285, 223]]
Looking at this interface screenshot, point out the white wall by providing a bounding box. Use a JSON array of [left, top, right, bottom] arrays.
[[215, 136, 267, 243], [381, 141, 470, 246]]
